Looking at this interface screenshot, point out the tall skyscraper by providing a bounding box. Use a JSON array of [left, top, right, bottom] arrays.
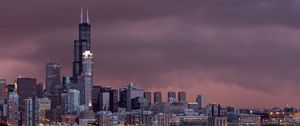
[[81, 51, 93, 109], [144, 92, 151, 105], [73, 6, 91, 83], [0, 78, 6, 101], [109, 89, 118, 113], [35, 83, 44, 98], [46, 63, 61, 94], [178, 91, 186, 102], [153, 92, 162, 104], [8, 92, 19, 126], [167, 91, 176, 103], [196, 95, 204, 109], [92, 86, 102, 112], [16, 78, 37, 111], [68, 89, 80, 114], [24, 97, 39, 126]]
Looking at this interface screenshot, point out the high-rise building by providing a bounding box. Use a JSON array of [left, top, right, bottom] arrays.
[[81, 51, 93, 110], [196, 95, 204, 109], [0, 78, 6, 100], [68, 89, 80, 114], [109, 89, 118, 113], [119, 83, 144, 111], [73, 6, 91, 83], [206, 104, 222, 117], [16, 78, 37, 111], [35, 83, 44, 98], [99, 92, 110, 111], [167, 91, 176, 103], [46, 63, 61, 94], [38, 97, 51, 121], [178, 92, 186, 102], [154, 92, 162, 104], [144, 92, 151, 105], [92, 86, 102, 112], [8, 92, 19, 126], [24, 97, 39, 126]]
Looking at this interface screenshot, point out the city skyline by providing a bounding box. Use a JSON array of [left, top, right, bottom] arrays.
[[1, 0, 300, 108]]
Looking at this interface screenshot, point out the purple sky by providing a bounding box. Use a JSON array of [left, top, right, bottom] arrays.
[[1, 0, 300, 108]]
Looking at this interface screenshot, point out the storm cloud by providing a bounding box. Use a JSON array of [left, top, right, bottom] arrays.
[[1, 0, 300, 107]]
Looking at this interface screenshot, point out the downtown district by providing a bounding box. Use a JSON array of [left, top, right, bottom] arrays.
[[0, 7, 300, 126]]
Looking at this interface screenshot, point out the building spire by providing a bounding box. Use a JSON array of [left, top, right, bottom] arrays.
[[80, 5, 83, 23], [87, 6, 90, 24]]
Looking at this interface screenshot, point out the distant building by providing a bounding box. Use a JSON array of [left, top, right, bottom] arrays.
[[109, 89, 118, 113], [206, 104, 222, 117], [208, 116, 227, 126], [38, 97, 51, 121], [35, 83, 44, 98], [144, 92, 151, 105], [45, 63, 61, 94], [167, 91, 176, 103], [157, 113, 171, 126], [68, 89, 80, 114], [154, 92, 162, 104], [178, 91, 186, 102], [24, 97, 39, 126], [0, 78, 6, 100], [80, 51, 93, 109], [8, 92, 19, 126], [96, 111, 113, 126], [119, 83, 144, 111], [16, 77, 37, 111], [196, 95, 204, 109]]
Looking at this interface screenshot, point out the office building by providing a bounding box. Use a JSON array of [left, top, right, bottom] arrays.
[[0, 78, 6, 100], [144, 92, 151, 105], [16, 78, 37, 111], [154, 92, 162, 104], [24, 97, 39, 126], [46, 63, 61, 94], [68, 89, 80, 113], [38, 97, 51, 121], [109, 89, 118, 113], [178, 91, 186, 102], [168, 91, 176, 103], [80, 51, 93, 109], [119, 83, 144, 111], [196, 95, 204, 109], [35, 83, 44, 98], [73, 6, 91, 83], [206, 104, 222, 117], [8, 92, 19, 126]]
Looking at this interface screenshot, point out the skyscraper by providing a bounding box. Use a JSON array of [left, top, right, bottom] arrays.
[[167, 91, 176, 103], [109, 89, 118, 113], [24, 97, 39, 126], [119, 83, 144, 111], [8, 92, 19, 126], [144, 92, 151, 105], [196, 95, 204, 109], [73, 6, 91, 83], [81, 51, 93, 109], [0, 78, 6, 101], [46, 63, 61, 94], [35, 83, 44, 98], [178, 91, 186, 102], [68, 89, 80, 114], [153, 92, 162, 104], [16, 78, 37, 111]]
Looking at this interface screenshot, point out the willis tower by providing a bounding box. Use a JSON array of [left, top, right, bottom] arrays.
[[73, 6, 91, 83], [71, 5, 93, 109]]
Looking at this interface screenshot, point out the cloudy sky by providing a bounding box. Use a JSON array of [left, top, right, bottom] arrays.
[[1, 0, 300, 108]]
